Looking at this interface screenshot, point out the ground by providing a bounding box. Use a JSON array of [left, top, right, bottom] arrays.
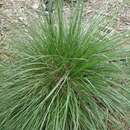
[[0, 0, 130, 39]]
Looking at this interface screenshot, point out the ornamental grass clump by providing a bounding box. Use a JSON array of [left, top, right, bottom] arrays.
[[0, 1, 130, 130]]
